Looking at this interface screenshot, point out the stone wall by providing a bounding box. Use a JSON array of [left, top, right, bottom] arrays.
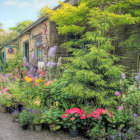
[[115, 46, 140, 73]]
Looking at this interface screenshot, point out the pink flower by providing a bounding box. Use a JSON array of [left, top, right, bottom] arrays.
[[35, 100, 40, 105], [121, 73, 126, 79], [118, 105, 123, 111], [61, 114, 68, 119], [109, 112, 113, 117], [80, 115, 86, 119], [37, 70, 41, 73], [5, 88, 8, 92], [9, 73, 12, 76], [90, 108, 113, 119], [115, 91, 120, 96], [70, 117, 75, 121], [86, 114, 91, 118], [46, 81, 52, 86], [65, 108, 84, 115]]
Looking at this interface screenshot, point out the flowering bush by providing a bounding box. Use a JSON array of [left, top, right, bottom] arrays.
[[19, 109, 32, 126], [61, 107, 113, 131], [62, 108, 85, 130], [79, 108, 113, 134], [123, 83, 140, 115], [0, 86, 12, 107]]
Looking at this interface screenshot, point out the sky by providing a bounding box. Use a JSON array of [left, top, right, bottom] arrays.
[[0, 0, 64, 30]]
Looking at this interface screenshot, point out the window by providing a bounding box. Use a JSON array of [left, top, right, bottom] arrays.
[[35, 34, 43, 62]]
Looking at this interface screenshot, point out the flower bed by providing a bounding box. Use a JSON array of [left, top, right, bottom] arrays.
[[0, 56, 140, 139]]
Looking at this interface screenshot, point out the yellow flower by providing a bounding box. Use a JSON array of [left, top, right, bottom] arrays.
[[35, 78, 42, 83], [56, 101, 59, 106], [122, 94, 126, 99], [24, 76, 28, 80], [26, 78, 32, 83]]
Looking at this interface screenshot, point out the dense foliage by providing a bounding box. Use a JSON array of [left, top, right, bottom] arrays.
[[43, 0, 140, 107]]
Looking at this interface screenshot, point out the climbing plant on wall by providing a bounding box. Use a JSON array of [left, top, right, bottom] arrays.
[[43, 0, 140, 107]]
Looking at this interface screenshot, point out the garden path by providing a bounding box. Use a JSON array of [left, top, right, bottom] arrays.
[[0, 112, 86, 140]]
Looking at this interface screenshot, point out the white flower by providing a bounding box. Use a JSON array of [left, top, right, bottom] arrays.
[[57, 57, 62, 67]]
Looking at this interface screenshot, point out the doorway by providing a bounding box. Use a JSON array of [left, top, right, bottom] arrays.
[[24, 41, 29, 62]]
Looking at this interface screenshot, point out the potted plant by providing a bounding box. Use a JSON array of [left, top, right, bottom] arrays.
[[19, 109, 29, 130], [33, 115, 42, 132], [62, 108, 84, 138], [0, 92, 12, 113], [82, 108, 113, 140], [41, 107, 63, 132], [12, 110, 19, 122], [27, 110, 34, 130], [33, 113, 42, 132]]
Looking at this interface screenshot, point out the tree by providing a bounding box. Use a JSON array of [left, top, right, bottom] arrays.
[[10, 20, 33, 33], [43, 0, 140, 107], [38, 9, 46, 18], [0, 30, 18, 48], [0, 23, 4, 32]]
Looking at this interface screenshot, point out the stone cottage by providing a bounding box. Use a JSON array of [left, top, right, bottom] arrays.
[[1, 0, 79, 69]]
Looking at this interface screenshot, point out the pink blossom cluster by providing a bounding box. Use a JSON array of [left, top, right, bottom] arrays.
[[90, 108, 113, 119], [62, 108, 113, 121], [62, 107, 84, 119]]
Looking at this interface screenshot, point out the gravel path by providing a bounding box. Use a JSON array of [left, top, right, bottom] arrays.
[[0, 112, 86, 140]]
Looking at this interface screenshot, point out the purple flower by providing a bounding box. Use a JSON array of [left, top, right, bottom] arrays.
[[134, 113, 138, 117], [135, 76, 139, 81], [138, 85, 140, 91], [136, 135, 140, 140], [120, 79, 122, 85], [30, 67, 34, 72], [115, 91, 120, 96], [109, 135, 115, 140], [26, 62, 30, 67], [29, 108, 33, 113], [12, 77, 16, 81], [118, 132, 122, 137], [46, 61, 56, 68], [31, 51, 35, 61], [20, 107, 24, 111], [23, 57, 27, 63], [121, 73, 126, 79], [48, 46, 57, 57], [36, 63, 38, 68]]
